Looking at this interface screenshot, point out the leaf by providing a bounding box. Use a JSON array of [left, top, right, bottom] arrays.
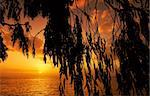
[[25, 22, 31, 32], [0, 33, 8, 61]]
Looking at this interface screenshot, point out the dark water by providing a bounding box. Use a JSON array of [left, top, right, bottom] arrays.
[[0, 77, 73, 96]]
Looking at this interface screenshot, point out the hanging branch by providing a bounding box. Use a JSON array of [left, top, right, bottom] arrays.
[[32, 28, 45, 57], [74, 0, 91, 21], [0, 32, 8, 62], [104, 0, 120, 12]]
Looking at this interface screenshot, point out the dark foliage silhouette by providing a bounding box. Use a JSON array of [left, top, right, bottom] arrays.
[[0, 0, 149, 95], [105, 0, 149, 95], [0, 33, 8, 61]]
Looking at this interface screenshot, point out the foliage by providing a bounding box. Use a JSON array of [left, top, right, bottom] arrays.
[[0, 0, 149, 95], [105, 0, 149, 95], [0, 33, 8, 61]]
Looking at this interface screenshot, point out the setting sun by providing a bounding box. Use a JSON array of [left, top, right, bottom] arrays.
[[36, 62, 52, 74], [0, 51, 59, 78], [38, 71, 42, 74]]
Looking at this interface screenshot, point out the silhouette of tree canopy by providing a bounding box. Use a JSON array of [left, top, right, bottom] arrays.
[[105, 0, 149, 95], [0, 0, 149, 95]]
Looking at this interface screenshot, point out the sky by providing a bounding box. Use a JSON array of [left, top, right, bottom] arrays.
[[0, 16, 60, 78], [0, 0, 114, 78]]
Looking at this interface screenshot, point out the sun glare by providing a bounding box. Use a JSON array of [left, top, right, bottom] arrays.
[[34, 58, 59, 75], [38, 71, 43, 74], [36, 62, 50, 74]]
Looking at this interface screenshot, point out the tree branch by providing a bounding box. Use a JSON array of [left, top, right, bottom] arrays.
[[104, 0, 120, 12], [32, 28, 45, 57], [74, 0, 91, 21], [1, 22, 27, 27]]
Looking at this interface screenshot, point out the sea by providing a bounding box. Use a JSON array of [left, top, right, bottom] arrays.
[[0, 77, 73, 96]]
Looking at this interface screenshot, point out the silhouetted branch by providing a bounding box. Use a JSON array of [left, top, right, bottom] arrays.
[[75, 0, 91, 21], [104, 0, 120, 12], [0, 32, 8, 61], [32, 28, 45, 57]]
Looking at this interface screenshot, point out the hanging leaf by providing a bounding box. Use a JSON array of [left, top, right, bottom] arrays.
[[25, 22, 31, 32], [11, 23, 29, 56], [0, 33, 8, 61]]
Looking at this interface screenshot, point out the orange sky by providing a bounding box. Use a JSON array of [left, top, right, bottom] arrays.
[[0, 16, 60, 78], [0, 0, 114, 78]]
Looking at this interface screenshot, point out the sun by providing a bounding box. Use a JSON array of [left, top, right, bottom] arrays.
[[38, 71, 43, 74], [37, 63, 49, 74], [32, 57, 60, 75]]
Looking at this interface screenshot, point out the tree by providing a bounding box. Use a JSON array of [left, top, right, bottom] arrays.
[[0, 0, 149, 95], [105, 0, 149, 95]]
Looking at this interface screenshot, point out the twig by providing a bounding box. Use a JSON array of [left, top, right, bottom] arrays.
[[104, 1, 120, 12], [33, 28, 45, 44], [32, 28, 44, 57], [1, 22, 27, 27], [74, 0, 91, 21]]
